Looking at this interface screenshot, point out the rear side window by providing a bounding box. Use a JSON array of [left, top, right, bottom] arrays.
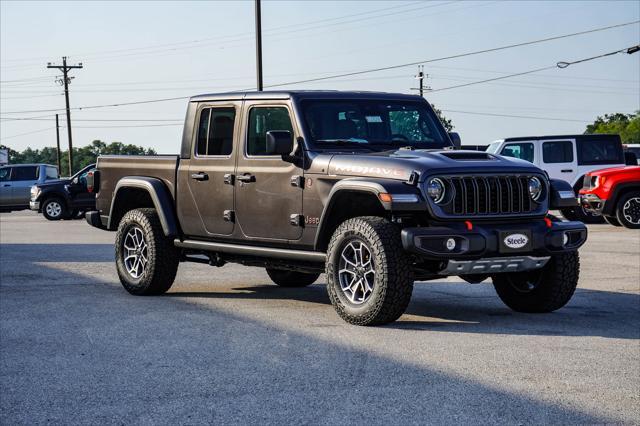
[[195, 107, 235, 156], [543, 141, 574, 163], [13, 166, 38, 181], [500, 143, 534, 163], [0, 167, 11, 181], [46, 166, 58, 179], [247, 107, 293, 156], [578, 138, 623, 165]]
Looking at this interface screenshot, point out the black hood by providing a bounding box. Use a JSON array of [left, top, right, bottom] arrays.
[[35, 178, 71, 188], [326, 149, 542, 181]]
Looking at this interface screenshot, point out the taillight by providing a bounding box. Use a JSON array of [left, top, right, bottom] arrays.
[[86, 171, 94, 193]]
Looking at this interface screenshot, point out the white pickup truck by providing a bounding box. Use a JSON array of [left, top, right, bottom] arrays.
[[487, 134, 625, 222]]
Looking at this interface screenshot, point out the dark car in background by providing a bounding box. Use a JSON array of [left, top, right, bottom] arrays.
[[0, 164, 59, 212], [30, 163, 96, 220]]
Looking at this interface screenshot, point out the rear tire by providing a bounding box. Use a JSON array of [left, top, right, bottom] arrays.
[[615, 191, 640, 229], [492, 252, 580, 313], [115, 208, 179, 295], [42, 197, 67, 221], [266, 268, 320, 287], [326, 216, 413, 326]]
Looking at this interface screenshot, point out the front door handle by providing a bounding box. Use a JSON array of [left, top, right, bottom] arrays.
[[2, 184, 10, 187], [191, 172, 209, 181], [561, 169, 574, 173], [236, 174, 255, 183]]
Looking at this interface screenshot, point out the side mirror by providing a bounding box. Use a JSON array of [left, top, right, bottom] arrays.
[[448, 132, 462, 149], [266, 130, 293, 156]]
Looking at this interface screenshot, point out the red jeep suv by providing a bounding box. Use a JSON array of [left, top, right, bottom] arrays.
[[579, 166, 640, 228]]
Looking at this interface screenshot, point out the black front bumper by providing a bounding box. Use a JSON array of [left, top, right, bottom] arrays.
[[401, 219, 587, 260]]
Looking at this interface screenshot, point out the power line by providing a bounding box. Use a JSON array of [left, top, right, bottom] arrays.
[[441, 109, 591, 123], [0, 127, 54, 140], [263, 20, 639, 88], [430, 44, 639, 92], [0, 1, 441, 68], [2, 28, 638, 116]]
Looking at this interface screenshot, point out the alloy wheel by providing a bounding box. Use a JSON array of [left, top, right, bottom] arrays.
[[123, 226, 148, 279], [622, 197, 640, 225], [338, 240, 375, 305], [45, 201, 62, 218]]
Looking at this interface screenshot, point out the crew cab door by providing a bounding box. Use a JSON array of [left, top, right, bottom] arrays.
[[69, 167, 96, 209], [0, 167, 13, 206], [234, 102, 303, 241], [182, 103, 239, 237], [541, 139, 577, 185]]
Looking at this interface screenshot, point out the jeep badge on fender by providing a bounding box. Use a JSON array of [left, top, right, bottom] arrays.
[[85, 90, 588, 326]]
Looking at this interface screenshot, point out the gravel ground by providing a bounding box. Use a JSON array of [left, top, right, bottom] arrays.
[[1, 210, 638, 425]]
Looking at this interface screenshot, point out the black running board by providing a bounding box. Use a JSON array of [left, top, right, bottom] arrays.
[[174, 239, 326, 263]]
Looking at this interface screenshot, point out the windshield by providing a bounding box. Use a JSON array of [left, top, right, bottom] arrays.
[[301, 99, 450, 150]]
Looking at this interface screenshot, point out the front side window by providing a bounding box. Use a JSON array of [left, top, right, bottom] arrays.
[[302, 100, 449, 150], [500, 143, 534, 163], [13, 166, 38, 181], [0, 168, 11, 182], [543, 141, 574, 163], [195, 107, 235, 156], [247, 107, 293, 156]]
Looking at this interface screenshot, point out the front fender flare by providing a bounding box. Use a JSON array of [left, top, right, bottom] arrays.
[[108, 176, 178, 237], [314, 178, 424, 249]]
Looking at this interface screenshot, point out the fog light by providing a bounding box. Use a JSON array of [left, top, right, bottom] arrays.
[[445, 238, 456, 251], [563, 232, 569, 246]]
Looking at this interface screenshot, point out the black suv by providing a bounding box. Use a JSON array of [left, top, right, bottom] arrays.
[[31, 164, 96, 220], [86, 91, 587, 326]]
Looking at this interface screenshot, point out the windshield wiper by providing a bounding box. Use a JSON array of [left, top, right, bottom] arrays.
[[316, 138, 370, 144]]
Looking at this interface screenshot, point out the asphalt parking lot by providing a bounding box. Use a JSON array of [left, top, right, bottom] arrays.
[[1, 211, 638, 425]]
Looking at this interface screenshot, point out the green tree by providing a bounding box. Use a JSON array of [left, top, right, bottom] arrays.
[[584, 111, 640, 143], [0, 140, 156, 176], [431, 104, 454, 132]]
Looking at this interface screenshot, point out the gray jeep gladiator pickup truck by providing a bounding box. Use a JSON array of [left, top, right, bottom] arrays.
[[86, 90, 587, 326]]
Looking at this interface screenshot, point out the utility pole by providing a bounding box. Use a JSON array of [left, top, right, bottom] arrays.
[[255, 0, 263, 91], [411, 65, 430, 97], [47, 57, 82, 174], [55, 114, 61, 174]]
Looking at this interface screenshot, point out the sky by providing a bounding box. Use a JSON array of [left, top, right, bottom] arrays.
[[1, 0, 639, 153]]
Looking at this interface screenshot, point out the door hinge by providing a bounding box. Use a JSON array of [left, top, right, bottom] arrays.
[[290, 175, 305, 188], [223, 210, 235, 222], [289, 214, 304, 227], [223, 174, 235, 185]]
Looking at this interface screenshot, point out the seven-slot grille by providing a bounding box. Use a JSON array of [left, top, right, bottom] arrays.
[[448, 176, 536, 215]]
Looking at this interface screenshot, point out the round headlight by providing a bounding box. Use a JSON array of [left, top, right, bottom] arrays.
[[528, 177, 542, 201], [427, 178, 446, 204]]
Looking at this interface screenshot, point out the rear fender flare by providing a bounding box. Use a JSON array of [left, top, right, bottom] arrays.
[[108, 176, 178, 237]]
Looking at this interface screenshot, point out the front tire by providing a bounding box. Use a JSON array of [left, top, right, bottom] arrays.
[[42, 197, 67, 221], [492, 252, 580, 313], [560, 205, 604, 224], [603, 215, 622, 227], [266, 268, 320, 287], [615, 191, 640, 229], [326, 216, 413, 326], [115, 208, 179, 295]]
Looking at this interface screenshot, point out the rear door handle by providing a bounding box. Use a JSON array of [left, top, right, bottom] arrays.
[[191, 172, 209, 181], [236, 174, 255, 183], [561, 169, 574, 173]]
